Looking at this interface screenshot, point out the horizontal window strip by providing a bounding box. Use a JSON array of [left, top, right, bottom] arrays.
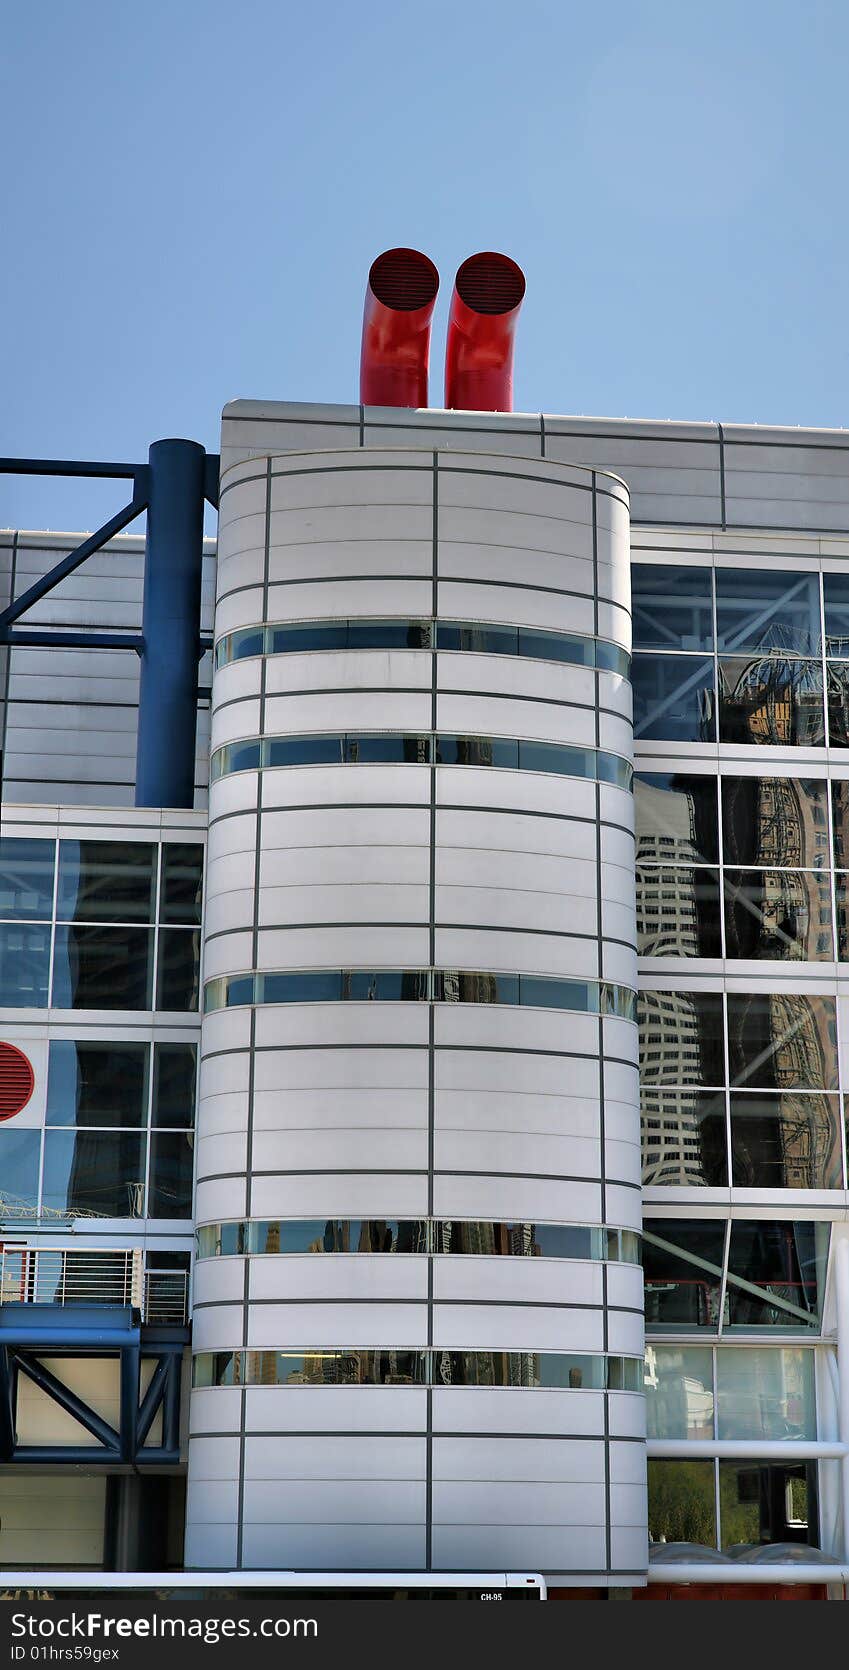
[[214, 617, 630, 678], [192, 1348, 643, 1392], [196, 1219, 642, 1263], [202, 967, 637, 1020], [210, 733, 633, 790]]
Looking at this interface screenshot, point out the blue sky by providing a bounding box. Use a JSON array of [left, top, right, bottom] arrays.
[[3, 0, 849, 530]]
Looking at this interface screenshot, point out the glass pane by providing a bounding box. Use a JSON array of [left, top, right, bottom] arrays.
[[345, 620, 430, 650], [0, 922, 50, 1007], [148, 1131, 194, 1218], [715, 569, 822, 656], [156, 929, 200, 1011], [827, 662, 849, 747], [46, 1041, 148, 1127], [270, 622, 348, 652], [343, 735, 431, 764], [644, 1346, 714, 1439], [251, 1351, 427, 1386], [438, 622, 519, 656], [638, 991, 725, 1087], [56, 841, 156, 922], [41, 1129, 147, 1218], [631, 565, 714, 652], [632, 654, 716, 742], [725, 1221, 828, 1331], [160, 845, 204, 924], [212, 741, 261, 777], [726, 993, 838, 1090], [637, 866, 722, 957], [719, 1461, 816, 1549], [730, 1092, 842, 1188], [643, 1220, 726, 1331], [0, 1128, 41, 1217], [718, 656, 825, 746], [0, 838, 55, 920], [640, 1089, 727, 1187], [52, 925, 153, 1010], [635, 774, 719, 866], [824, 573, 849, 655], [722, 778, 830, 870], [519, 627, 592, 665], [265, 736, 344, 766], [647, 1459, 717, 1547], [434, 735, 517, 768], [723, 869, 834, 961], [716, 1349, 816, 1440], [152, 1044, 197, 1128], [838, 877, 849, 960], [832, 783, 849, 867]]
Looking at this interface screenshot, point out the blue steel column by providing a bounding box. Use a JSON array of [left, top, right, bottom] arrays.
[[135, 438, 206, 808]]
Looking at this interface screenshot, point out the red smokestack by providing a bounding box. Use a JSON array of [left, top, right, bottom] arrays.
[[360, 248, 440, 407], [444, 252, 526, 412]]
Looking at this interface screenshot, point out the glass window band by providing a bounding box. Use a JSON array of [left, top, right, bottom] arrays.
[[192, 1349, 643, 1391], [210, 733, 633, 791], [214, 618, 631, 679], [196, 1220, 642, 1263], [203, 968, 637, 1020]]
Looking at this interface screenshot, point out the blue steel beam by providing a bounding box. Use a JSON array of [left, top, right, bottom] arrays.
[[0, 458, 141, 479], [135, 439, 206, 808], [3, 631, 144, 650]]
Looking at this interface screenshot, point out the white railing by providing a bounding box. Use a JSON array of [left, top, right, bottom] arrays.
[[0, 1246, 188, 1325]]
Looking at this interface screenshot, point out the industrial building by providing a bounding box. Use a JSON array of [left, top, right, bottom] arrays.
[[2, 249, 849, 1597]]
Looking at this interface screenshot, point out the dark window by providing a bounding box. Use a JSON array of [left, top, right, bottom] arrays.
[[726, 993, 838, 1090], [265, 735, 343, 767], [438, 622, 519, 655], [719, 1461, 817, 1550], [643, 1220, 726, 1332], [431, 1351, 607, 1389], [632, 654, 716, 742], [152, 1044, 197, 1128], [0, 1127, 41, 1216], [638, 990, 725, 1087], [648, 1459, 717, 1547], [160, 845, 204, 924], [0, 922, 51, 1006], [631, 565, 714, 652], [636, 867, 722, 958], [52, 924, 153, 1010], [635, 774, 719, 866], [640, 1091, 728, 1187], [148, 1131, 194, 1218], [725, 1221, 828, 1331], [518, 740, 594, 778], [722, 869, 833, 961], [339, 969, 429, 1001], [835, 876, 849, 959], [56, 842, 156, 923], [41, 1129, 147, 1218], [721, 778, 829, 870], [156, 928, 200, 1011], [730, 1092, 842, 1189], [46, 1041, 148, 1127], [718, 657, 825, 747], [0, 837, 55, 919], [715, 569, 822, 656], [434, 735, 519, 768], [342, 735, 430, 764]]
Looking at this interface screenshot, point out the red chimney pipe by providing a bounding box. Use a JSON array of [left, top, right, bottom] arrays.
[[360, 248, 440, 408], [444, 252, 526, 412]]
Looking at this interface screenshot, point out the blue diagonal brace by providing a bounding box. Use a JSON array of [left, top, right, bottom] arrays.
[[12, 1351, 121, 1451], [0, 488, 149, 636], [0, 1346, 15, 1460]]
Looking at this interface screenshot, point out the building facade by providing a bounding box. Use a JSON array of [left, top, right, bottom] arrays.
[[4, 399, 849, 1594]]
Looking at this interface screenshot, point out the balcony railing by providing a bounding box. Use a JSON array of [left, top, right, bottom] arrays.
[[0, 1246, 188, 1326]]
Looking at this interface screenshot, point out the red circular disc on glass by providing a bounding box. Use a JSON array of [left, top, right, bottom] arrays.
[[0, 1043, 35, 1120]]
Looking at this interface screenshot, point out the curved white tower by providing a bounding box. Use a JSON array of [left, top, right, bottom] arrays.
[[186, 443, 643, 1584]]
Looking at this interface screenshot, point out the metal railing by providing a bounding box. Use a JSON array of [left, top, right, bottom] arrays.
[[0, 1246, 188, 1326]]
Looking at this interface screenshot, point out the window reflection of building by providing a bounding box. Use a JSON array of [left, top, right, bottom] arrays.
[[639, 993, 723, 1187], [718, 657, 824, 747]]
